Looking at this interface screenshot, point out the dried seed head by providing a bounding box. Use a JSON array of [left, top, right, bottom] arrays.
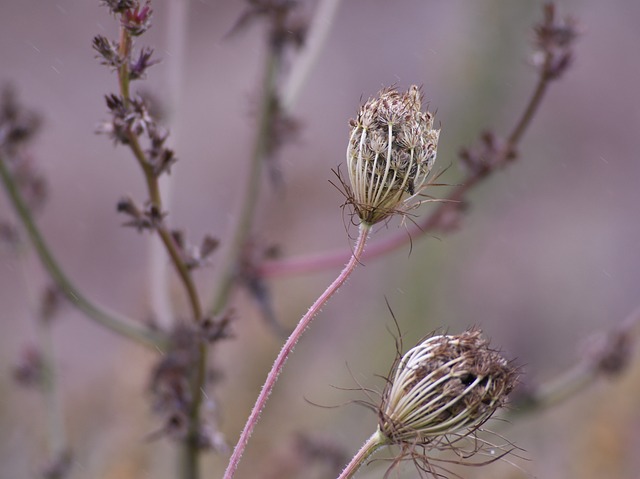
[[346, 85, 440, 225], [379, 330, 516, 445]]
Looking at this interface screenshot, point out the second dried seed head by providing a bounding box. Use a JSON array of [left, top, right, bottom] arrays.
[[379, 330, 517, 445]]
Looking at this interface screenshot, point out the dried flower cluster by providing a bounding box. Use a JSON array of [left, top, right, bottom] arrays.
[[149, 317, 234, 450], [379, 330, 517, 445], [346, 85, 440, 225], [533, 3, 578, 80]]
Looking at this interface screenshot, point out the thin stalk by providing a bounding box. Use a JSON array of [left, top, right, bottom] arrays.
[[223, 223, 371, 479], [0, 155, 164, 348], [118, 28, 132, 106], [337, 429, 388, 479], [156, 225, 202, 320], [208, 47, 281, 316], [181, 335, 208, 479]]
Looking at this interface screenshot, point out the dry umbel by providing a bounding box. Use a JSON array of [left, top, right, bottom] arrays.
[[380, 329, 516, 444], [345, 85, 440, 225], [338, 330, 518, 479]]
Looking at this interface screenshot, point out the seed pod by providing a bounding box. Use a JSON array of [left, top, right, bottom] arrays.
[[379, 330, 517, 445], [346, 85, 440, 225]]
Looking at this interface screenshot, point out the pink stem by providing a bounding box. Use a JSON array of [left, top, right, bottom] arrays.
[[259, 204, 445, 278], [337, 429, 386, 479], [222, 223, 371, 479]]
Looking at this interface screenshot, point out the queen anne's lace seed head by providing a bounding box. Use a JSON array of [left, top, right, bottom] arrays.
[[346, 85, 440, 225], [379, 330, 517, 445]]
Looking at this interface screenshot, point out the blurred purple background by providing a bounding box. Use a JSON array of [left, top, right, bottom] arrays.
[[1, 1, 640, 478]]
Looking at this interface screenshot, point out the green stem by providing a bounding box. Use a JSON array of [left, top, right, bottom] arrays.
[[118, 28, 132, 106], [337, 429, 388, 479], [0, 155, 164, 348], [208, 46, 281, 316], [181, 336, 207, 478]]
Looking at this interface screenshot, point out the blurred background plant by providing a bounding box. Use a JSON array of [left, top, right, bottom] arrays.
[[1, 1, 640, 479]]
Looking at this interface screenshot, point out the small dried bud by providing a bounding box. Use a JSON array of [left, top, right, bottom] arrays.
[[532, 4, 579, 80], [116, 195, 165, 231], [92, 35, 122, 70], [0, 86, 42, 155], [13, 345, 45, 388], [129, 47, 159, 80], [146, 124, 177, 177], [346, 85, 440, 225], [121, 2, 153, 36], [101, 0, 135, 14], [379, 330, 516, 445]]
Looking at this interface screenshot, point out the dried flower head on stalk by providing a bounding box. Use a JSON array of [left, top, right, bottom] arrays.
[[226, 86, 440, 479], [381, 330, 516, 442], [344, 85, 440, 226], [381, 330, 518, 476], [339, 330, 518, 479]]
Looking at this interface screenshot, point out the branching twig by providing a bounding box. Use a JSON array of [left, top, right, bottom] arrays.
[[99, 7, 208, 476]]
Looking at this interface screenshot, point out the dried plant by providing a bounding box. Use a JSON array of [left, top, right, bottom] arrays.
[[1, 3, 639, 479], [342, 85, 440, 226], [338, 330, 518, 479]]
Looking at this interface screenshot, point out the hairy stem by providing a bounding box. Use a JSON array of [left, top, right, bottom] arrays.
[[0, 155, 164, 348], [337, 429, 388, 479], [222, 223, 371, 479]]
